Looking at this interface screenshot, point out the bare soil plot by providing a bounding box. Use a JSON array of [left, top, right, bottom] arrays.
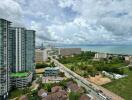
[[87, 74, 111, 85], [35, 68, 45, 74]]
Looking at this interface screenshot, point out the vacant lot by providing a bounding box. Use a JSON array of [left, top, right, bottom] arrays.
[[103, 68, 132, 100], [35, 68, 44, 74], [87, 74, 111, 85]]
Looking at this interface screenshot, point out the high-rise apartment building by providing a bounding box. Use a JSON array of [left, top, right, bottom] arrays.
[[0, 19, 12, 99], [25, 30, 35, 72], [12, 27, 26, 72], [10, 28, 36, 72], [0, 18, 36, 99]]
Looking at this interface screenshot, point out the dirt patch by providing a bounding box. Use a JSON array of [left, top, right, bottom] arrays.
[[35, 68, 44, 74], [87, 74, 111, 85]]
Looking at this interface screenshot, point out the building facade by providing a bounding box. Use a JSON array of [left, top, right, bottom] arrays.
[[94, 53, 107, 59], [35, 49, 48, 63], [58, 48, 81, 56], [44, 67, 59, 76], [10, 28, 35, 72], [11, 72, 33, 88], [0, 18, 36, 99], [12, 27, 26, 72], [0, 19, 12, 99], [25, 30, 35, 72]]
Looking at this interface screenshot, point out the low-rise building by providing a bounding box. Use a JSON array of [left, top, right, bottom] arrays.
[[102, 71, 127, 79], [67, 82, 84, 93], [44, 67, 59, 77], [125, 56, 132, 62], [58, 48, 81, 56], [38, 89, 48, 98], [42, 90, 68, 100], [51, 86, 62, 93], [42, 76, 64, 83], [10, 72, 33, 88], [94, 53, 107, 59]]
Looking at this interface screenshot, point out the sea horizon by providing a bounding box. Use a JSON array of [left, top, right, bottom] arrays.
[[55, 45, 132, 55]]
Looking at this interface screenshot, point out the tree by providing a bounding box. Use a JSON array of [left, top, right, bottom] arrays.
[[59, 80, 67, 89], [42, 83, 52, 92], [129, 66, 132, 71], [22, 87, 30, 94], [69, 92, 81, 100], [50, 62, 55, 67], [29, 90, 40, 100], [58, 72, 65, 77], [36, 63, 49, 69]]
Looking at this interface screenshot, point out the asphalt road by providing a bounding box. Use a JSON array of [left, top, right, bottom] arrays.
[[50, 58, 112, 100]]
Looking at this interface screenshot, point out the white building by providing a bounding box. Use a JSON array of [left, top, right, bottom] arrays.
[[125, 56, 132, 62], [35, 49, 49, 63], [94, 53, 107, 59]]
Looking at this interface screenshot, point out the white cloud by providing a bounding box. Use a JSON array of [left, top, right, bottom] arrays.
[[0, 0, 24, 26], [1, 0, 132, 45], [55, 0, 132, 44]]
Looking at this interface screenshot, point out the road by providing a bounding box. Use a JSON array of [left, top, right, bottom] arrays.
[[31, 78, 39, 91], [50, 57, 124, 100]]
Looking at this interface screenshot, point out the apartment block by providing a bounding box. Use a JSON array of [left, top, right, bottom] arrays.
[[25, 30, 35, 72], [10, 28, 36, 72], [0, 19, 11, 99], [11, 27, 26, 72]]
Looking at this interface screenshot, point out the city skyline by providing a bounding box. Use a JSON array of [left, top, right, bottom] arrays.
[[0, 0, 132, 45]]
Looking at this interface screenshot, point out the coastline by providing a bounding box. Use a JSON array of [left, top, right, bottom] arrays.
[[55, 45, 132, 55]]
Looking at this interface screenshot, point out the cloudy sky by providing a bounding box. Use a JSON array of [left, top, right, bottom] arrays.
[[0, 0, 132, 45]]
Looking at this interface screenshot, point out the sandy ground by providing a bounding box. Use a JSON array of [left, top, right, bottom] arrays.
[[87, 74, 111, 85], [35, 68, 45, 74]]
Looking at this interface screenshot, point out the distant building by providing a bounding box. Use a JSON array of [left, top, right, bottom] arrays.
[[10, 72, 32, 88], [102, 71, 127, 79], [58, 48, 81, 56], [125, 56, 132, 62], [35, 49, 48, 63], [94, 53, 107, 59], [44, 67, 59, 76]]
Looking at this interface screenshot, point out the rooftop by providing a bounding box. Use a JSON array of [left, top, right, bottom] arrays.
[[11, 72, 29, 77], [45, 67, 59, 70]]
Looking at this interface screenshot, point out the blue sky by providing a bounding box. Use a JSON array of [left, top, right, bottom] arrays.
[[0, 0, 132, 45]]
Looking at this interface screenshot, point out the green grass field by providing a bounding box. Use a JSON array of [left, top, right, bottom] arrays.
[[11, 72, 28, 77], [103, 68, 132, 100]]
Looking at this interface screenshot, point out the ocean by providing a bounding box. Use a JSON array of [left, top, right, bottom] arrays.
[[56, 45, 132, 55]]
